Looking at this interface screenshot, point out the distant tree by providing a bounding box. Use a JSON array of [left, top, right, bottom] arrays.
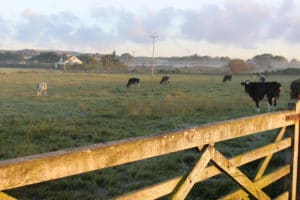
[[220, 57, 231, 62], [101, 51, 118, 67], [227, 59, 253, 73], [100, 51, 128, 72], [120, 53, 132, 57], [0, 52, 24, 61], [77, 54, 98, 64], [251, 53, 288, 70], [101, 54, 113, 66], [112, 50, 116, 61], [273, 55, 288, 62], [252, 54, 273, 68], [290, 58, 300, 68], [291, 58, 298, 63], [120, 53, 133, 61], [31, 52, 60, 63]]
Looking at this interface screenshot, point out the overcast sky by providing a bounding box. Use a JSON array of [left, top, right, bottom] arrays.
[[0, 0, 300, 60]]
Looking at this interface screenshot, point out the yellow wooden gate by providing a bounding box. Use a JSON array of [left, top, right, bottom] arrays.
[[0, 103, 299, 200]]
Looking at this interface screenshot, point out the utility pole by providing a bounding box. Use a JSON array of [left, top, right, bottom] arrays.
[[132, 50, 136, 66], [150, 33, 158, 76]]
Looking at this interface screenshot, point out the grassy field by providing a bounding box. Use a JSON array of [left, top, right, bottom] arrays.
[[0, 68, 298, 199]]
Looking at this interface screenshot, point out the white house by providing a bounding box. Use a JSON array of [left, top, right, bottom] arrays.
[[58, 54, 83, 65], [55, 54, 83, 70]]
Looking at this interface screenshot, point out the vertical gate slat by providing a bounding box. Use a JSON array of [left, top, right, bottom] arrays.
[[292, 102, 300, 200]]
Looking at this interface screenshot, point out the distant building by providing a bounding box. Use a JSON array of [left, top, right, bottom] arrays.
[[55, 54, 83, 70], [58, 54, 83, 65]]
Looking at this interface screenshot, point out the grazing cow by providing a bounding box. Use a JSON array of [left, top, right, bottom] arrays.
[[241, 80, 281, 112], [37, 82, 48, 96], [222, 74, 232, 83], [126, 77, 140, 88], [160, 75, 170, 84], [255, 73, 267, 82]]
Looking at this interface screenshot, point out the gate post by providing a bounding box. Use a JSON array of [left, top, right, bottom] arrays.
[[292, 101, 300, 200]]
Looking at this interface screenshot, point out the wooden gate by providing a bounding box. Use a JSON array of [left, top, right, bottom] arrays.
[[0, 102, 300, 200]]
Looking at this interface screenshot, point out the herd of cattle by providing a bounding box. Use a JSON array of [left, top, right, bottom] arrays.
[[36, 75, 171, 95], [126, 75, 170, 88], [36, 73, 283, 112]]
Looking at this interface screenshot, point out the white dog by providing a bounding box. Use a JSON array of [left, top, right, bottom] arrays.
[[37, 82, 48, 96]]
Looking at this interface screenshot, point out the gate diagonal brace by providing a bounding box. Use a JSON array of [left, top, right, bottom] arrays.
[[0, 192, 17, 200], [221, 127, 287, 200], [209, 146, 271, 200], [171, 144, 212, 200]]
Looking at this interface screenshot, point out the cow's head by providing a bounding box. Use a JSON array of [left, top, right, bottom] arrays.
[[241, 80, 250, 85], [276, 83, 282, 96], [241, 80, 251, 93]]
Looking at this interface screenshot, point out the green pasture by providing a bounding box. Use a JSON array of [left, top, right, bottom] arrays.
[[0, 68, 298, 199]]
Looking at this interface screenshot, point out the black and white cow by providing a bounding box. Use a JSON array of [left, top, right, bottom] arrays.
[[223, 74, 232, 83], [241, 80, 281, 112], [160, 75, 170, 84], [126, 77, 140, 88], [255, 73, 267, 82]]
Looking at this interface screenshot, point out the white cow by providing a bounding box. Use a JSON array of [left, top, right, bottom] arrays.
[[37, 82, 48, 96]]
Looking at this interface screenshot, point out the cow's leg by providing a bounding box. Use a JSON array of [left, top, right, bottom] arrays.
[[273, 97, 277, 110], [255, 100, 260, 112], [267, 96, 272, 111], [267, 95, 275, 111], [267, 104, 272, 111]]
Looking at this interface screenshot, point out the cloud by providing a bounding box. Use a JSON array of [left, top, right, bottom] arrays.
[[2, 1, 300, 53], [90, 7, 177, 43], [12, 10, 118, 50], [0, 17, 11, 38], [285, 17, 300, 42], [267, 0, 295, 39], [15, 10, 80, 43], [269, 0, 300, 43], [90, 7, 147, 43], [180, 1, 272, 48]]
